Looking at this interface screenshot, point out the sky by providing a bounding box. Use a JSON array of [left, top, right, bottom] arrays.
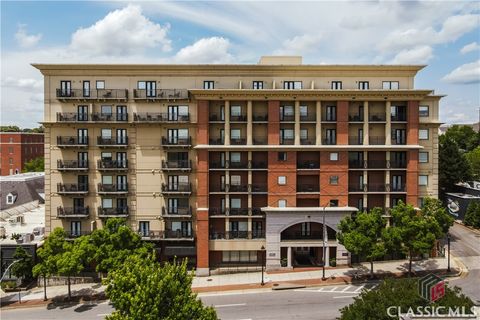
[[1, 1, 479, 128]]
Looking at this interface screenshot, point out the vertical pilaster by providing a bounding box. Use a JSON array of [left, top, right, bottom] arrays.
[[316, 101, 322, 145], [363, 101, 369, 145], [247, 101, 253, 145], [287, 246, 292, 268], [407, 100, 419, 145], [224, 100, 230, 145], [336, 101, 349, 145], [386, 101, 392, 145], [295, 100, 301, 145], [268, 101, 280, 145], [195, 149, 210, 276]]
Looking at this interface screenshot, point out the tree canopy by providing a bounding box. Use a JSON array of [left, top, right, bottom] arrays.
[[105, 254, 218, 320], [465, 146, 480, 181], [421, 198, 454, 235], [464, 201, 480, 229], [440, 125, 480, 152], [23, 157, 44, 172], [11, 246, 34, 283], [339, 278, 474, 320], [439, 136, 472, 191]]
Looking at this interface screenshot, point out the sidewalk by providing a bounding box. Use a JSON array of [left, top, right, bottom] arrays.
[[1, 256, 459, 309]]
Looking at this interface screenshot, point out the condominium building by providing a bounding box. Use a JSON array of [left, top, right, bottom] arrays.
[[34, 56, 441, 275]]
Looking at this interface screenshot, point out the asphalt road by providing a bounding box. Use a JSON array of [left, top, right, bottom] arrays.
[[447, 223, 480, 304], [0, 283, 378, 320]]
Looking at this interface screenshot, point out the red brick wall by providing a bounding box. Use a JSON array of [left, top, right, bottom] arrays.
[[319, 151, 348, 206], [197, 100, 209, 145], [406, 150, 418, 205], [407, 100, 419, 145], [0, 133, 44, 175], [336, 101, 349, 145], [267, 151, 296, 207], [268, 101, 280, 145], [196, 149, 209, 269]]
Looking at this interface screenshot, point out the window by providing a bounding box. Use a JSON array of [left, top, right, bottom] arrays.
[[330, 199, 339, 207], [280, 129, 294, 143], [326, 106, 336, 121], [358, 81, 369, 90], [278, 152, 287, 161], [9, 158, 13, 164], [278, 176, 287, 185], [8, 147, 13, 154], [330, 176, 339, 185], [300, 105, 308, 118], [102, 198, 113, 208], [419, 152, 429, 163], [203, 81, 214, 89], [280, 105, 294, 120], [230, 198, 241, 208], [325, 129, 336, 144], [60, 80, 71, 96], [278, 199, 287, 208], [419, 175, 428, 186], [330, 152, 338, 161], [300, 129, 308, 140], [231, 129, 241, 139], [96, 80, 105, 89], [101, 105, 112, 115], [253, 81, 263, 89], [230, 175, 241, 185], [230, 152, 241, 163], [83, 81, 90, 97], [71, 221, 82, 237], [137, 81, 146, 89], [230, 105, 241, 117], [331, 81, 342, 90], [419, 105, 429, 117], [283, 81, 302, 89], [139, 221, 150, 237], [6, 193, 16, 205], [301, 222, 311, 236], [222, 251, 257, 263], [419, 129, 429, 140], [382, 81, 399, 90]]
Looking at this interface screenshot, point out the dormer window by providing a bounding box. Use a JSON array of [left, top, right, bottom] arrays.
[[6, 193, 17, 205]]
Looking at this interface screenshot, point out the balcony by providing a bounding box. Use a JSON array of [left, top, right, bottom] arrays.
[[97, 184, 128, 195], [300, 138, 315, 145], [297, 184, 320, 193], [66, 231, 92, 238], [300, 114, 316, 122], [161, 183, 192, 194], [209, 207, 227, 216], [250, 184, 267, 193], [392, 138, 406, 145], [323, 116, 337, 122], [57, 136, 88, 148], [134, 113, 190, 123], [390, 161, 407, 169], [253, 114, 268, 122], [349, 185, 366, 192], [280, 115, 295, 122], [97, 160, 128, 171], [57, 160, 88, 171], [253, 137, 267, 145], [367, 184, 387, 192], [161, 160, 192, 171], [349, 114, 364, 122], [228, 184, 249, 193], [57, 206, 90, 218], [228, 161, 249, 169], [57, 183, 88, 195], [162, 206, 192, 217], [251, 160, 267, 169], [252, 207, 265, 216], [97, 137, 128, 148], [391, 115, 407, 122], [57, 112, 88, 122], [91, 113, 128, 122], [210, 231, 265, 240], [209, 138, 224, 145], [390, 184, 406, 192], [209, 114, 224, 122], [369, 136, 385, 145], [228, 208, 250, 216], [280, 138, 294, 145], [161, 137, 192, 148], [230, 115, 247, 122], [297, 161, 320, 169], [56, 89, 128, 100], [369, 113, 386, 122], [98, 207, 129, 218], [323, 138, 336, 145], [163, 229, 194, 240], [133, 89, 189, 100], [349, 136, 363, 145], [349, 160, 365, 169], [230, 138, 246, 145]]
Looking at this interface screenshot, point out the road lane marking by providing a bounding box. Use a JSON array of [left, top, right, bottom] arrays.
[[342, 286, 352, 292], [330, 286, 338, 292], [317, 287, 324, 292], [97, 314, 110, 317], [354, 285, 364, 292], [215, 303, 247, 308], [333, 295, 358, 299]]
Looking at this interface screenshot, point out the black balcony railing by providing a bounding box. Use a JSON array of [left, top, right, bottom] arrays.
[[253, 138, 267, 145], [56, 89, 128, 99], [369, 136, 385, 145], [390, 184, 406, 192], [164, 229, 194, 239], [390, 161, 407, 168], [161, 183, 192, 193], [161, 160, 192, 170], [98, 207, 129, 217], [251, 184, 267, 192], [349, 185, 366, 192], [392, 138, 407, 145], [323, 138, 336, 145], [228, 208, 249, 216], [230, 115, 247, 121], [280, 115, 295, 121], [367, 160, 388, 169], [391, 115, 407, 122], [209, 231, 266, 240], [349, 114, 364, 122], [97, 136, 128, 146], [349, 160, 365, 168], [367, 184, 387, 192], [66, 230, 92, 238], [349, 136, 363, 145], [162, 206, 192, 216], [228, 184, 249, 192], [280, 138, 295, 145], [252, 208, 264, 216], [98, 184, 128, 193], [300, 139, 315, 145], [57, 112, 89, 122], [134, 113, 190, 122], [57, 183, 88, 193], [209, 162, 226, 169], [209, 114, 224, 122], [297, 184, 320, 192], [133, 89, 189, 100], [369, 113, 386, 122], [57, 206, 89, 217], [209, 138, 224, 145], [300, 114, 316, 122], [57, 160, 88, 170], [297, 161, 320, 169], [91, 113, 128, 122], [97, 160, 128, 170], [253, 114, 268, 122], [209, 208, 226, 215], [251, 160, 267, 169], [230, 138, 246, 145], [161, 136, 192, 146], [57, 136, 88, 146], [228, 161, 248, 169], [323, 116, 337, 122]]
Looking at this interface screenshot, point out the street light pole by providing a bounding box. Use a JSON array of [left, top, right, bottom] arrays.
[[447, 233, 451, 273], [322, 206, 327, 281], [261, 245, 265, 285]]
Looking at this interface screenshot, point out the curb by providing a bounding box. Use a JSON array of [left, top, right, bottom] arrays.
[[454, 221, 480, 235]]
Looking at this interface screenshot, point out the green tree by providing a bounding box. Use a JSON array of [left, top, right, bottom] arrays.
[[32, 228, 68, 300], [439, 136, 472, 191], [384, 201, 442, 275], [464, 201, 480, 228], [10, 247, 34, 284], [339, 278, 474, 320], [337, 208, 387, 278], [421, 197, 454, 235], [465, 146, 480, 181], [23, 157, 44, 172], [105, 254, 218, 320], [441, 125, 480, 152], [56, 238, 88, 300], [0, 126, 21, 132], [90, 218, 152, 273]]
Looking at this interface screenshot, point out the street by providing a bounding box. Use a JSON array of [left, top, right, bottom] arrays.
[[0, 283, 378, 320], [447, 223, 480, 304]]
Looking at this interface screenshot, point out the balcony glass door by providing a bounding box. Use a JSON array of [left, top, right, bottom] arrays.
[[116, 105, 127, 121], [70, 221, 81, 236], [101, 105, 112, 121], [326, 106, 336, 121], [60, 81, 71, 97], [83, 81, 90, 97], [77, 105, 88, 121], [392, 175, 402, 191], [78, 129, 88, 144], [326, 129, 336, 144], [78, 175, 88, 191], [168, 198, 178, 214], [117, 175, 127, 191], [168, 175, 179, 191], [146, 81, 156, 97], [358, 128, 363, 144], [117, 198, 127, 211], [73, 198, 84, 213], [116, 129, 127, 144], [139, 221, 149, 237], [116, 152, 127, 167], [78, 152, 88, 168]]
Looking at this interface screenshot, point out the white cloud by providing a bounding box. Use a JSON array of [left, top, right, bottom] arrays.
[[15, 24, 42, 48], [2, 77, 42, 89], [391, 46, 434, 64], [274, 34, 323, 55], [437, 14, 480, 42], [460, 42, 480, 54], [442, 60, 480, 84], [173, 37, 234, 64], [70, 5, 171, 56]]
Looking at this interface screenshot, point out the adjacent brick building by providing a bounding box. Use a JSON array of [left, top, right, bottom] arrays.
[[34, 56, 441, 275], [0, 132, 44, 176]]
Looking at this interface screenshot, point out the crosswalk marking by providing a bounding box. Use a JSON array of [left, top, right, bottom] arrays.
[[341, 286, 352, 292], [354, 285, 364, 292]]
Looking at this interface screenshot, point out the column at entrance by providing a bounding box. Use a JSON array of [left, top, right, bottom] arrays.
[[287, 246, 292, 268]]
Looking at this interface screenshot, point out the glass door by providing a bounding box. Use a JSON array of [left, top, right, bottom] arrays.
[[77, 129, 88, 145], [77, 105, 88, 121], [168, 106, 178, 121], [116, 105, 127, 121], [78, 152, 88, 168], [116, 129, 127, 144], [146, 81, 156, 97], [82, 81, 90, 97], [60, 81, 71, 97]]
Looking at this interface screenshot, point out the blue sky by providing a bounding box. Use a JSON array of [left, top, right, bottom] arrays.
[[1, 1, 479, 128]]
